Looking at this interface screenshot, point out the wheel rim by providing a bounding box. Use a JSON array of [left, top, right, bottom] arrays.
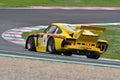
[[27, 38, 32, 50], [27, 42, 31, 49], [48, 41, 54, 52], [26, 37, 36, 51], [48, 38, 56, 54]]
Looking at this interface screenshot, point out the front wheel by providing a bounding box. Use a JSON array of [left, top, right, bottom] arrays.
[[47, 38, 57, 54], [47, 38, 62, 55], [86, 51, 100, 59], [26, 37, 36, 51]]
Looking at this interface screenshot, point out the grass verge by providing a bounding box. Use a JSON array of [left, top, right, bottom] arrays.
[[22, 25, 120, 60], [0, 0, 120, 7], [22, 28, 46, 40], [100, 25, 120, 59]]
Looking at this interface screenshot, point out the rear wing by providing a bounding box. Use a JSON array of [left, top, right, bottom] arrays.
[[75, 25, 106, 33]]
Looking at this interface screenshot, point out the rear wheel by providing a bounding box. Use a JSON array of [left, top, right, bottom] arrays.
[[63, 52, 72, 56], [27, 37, 36, 51], [47, 38, 57, 54], [86, 51, 100, 59]]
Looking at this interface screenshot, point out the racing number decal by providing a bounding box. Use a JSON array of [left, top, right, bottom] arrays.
[[42, 35, 47, 46]]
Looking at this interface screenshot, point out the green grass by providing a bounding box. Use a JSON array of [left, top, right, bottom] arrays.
[[100, 25, 120, 59], [22, 28, 46, 40], [0, 0, 120, 7], [22, 25, 120, 60]]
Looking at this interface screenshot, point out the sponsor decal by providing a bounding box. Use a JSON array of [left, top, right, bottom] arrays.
[[42, 35, 47, 46]]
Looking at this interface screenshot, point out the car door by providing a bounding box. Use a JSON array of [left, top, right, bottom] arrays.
[[36, 25, 57, 52]]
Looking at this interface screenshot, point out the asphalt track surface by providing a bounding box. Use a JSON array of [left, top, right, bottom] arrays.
[[0, 9, 120, 67]]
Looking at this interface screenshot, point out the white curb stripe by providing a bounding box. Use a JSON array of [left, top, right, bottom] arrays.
[[16, 27, 40, 30], [2, 26, 45, 45], [30, 6, 120, 10], [76, 22, 120, 26]]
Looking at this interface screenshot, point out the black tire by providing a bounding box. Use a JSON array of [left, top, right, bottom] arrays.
[[26, 37, 36, 51], [86, 51, 100, 59], [47, 38, 57, 54], [63, 52, 72, 56]]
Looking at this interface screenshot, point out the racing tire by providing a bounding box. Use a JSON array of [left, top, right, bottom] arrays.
[[27, 37, 36, 51], [63, 52, 72, 56], [86, 51, 100, 59], [47, 38, 58, 54]]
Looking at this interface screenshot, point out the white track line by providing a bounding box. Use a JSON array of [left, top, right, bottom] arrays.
[[1, 6, 120, 10], [30, 6, 120, 10]]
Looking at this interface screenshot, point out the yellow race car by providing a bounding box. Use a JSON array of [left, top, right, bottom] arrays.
[[25, 23, 108, 59]]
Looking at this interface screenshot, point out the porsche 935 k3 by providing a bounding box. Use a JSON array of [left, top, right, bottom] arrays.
[[25, 23, 108, 59]]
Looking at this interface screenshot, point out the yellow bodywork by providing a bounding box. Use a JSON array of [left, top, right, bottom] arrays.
[[35, 34, 64, 52], [25, 23, 108, 56]]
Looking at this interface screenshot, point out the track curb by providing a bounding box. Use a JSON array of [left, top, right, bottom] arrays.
[[30, 6, 120, 10]]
